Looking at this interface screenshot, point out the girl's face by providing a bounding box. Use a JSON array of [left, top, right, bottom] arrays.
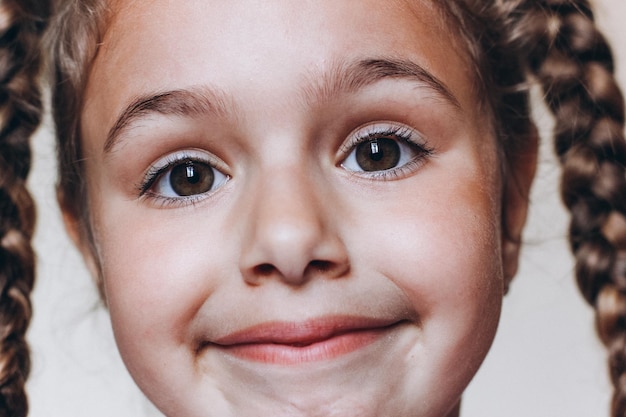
[[76, 1, 522, 416]]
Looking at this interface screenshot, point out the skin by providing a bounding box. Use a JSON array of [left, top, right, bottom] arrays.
[[72, 0, 535, 416]]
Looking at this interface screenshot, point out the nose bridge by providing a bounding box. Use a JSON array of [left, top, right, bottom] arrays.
[[240, 158, 348, 285], [270, 163, 318, 223], [258, 162, 321, 246]]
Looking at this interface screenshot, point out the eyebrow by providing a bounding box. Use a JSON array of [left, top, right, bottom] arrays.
[[104, 87, 230, 153], [104, 57, 459, 153], [305, 58, 460, 108]]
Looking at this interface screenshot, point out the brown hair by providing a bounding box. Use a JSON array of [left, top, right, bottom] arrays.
[[46, 0, 626, 415], [451, 1, 626, 414], [0, 0, 49, 415], [47, 0, 110, 296]]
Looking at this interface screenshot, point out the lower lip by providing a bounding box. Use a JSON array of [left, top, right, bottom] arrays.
[[217, 328, 390, 365]]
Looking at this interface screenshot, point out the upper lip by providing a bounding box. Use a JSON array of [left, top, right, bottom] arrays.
[[212, 316, 403, 347]]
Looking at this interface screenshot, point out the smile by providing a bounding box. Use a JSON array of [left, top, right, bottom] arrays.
[[211, 316, 405, 365]]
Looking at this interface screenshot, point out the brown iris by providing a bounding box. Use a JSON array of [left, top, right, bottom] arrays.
[[355, 138, 401, 172], [170, 161, 214, 196]]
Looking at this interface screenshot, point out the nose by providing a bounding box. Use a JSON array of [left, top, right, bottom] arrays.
[[240, 166, 350, 286]]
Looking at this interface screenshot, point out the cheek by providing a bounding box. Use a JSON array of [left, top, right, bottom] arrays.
[[370, 194, 501, 321], [346, 157, 504, 369], [403, 193, 503, 316], [365, 180, 503, 403], [92, 201, 234, 365]]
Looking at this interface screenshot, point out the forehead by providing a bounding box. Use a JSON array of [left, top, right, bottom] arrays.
[[83, 0, 476, 139], [101, 0, 454, 58]]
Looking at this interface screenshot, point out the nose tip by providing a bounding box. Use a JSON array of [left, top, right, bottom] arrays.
[[242, 218, 350, 286], [240, 177, 350, 286]]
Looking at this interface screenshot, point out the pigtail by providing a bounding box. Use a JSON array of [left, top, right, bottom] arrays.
[[0, 0, 49, 416], [450, 0, 626, 413], [520, 1, 626, 415]]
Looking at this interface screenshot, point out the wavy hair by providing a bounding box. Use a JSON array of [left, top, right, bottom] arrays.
[[0, 0, 50, 415]]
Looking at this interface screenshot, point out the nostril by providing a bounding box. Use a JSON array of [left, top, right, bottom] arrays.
[[254, 263, 275, 276], [309, 260, 332, 272], [307, 259, 350, 278], [249, 259, 349, 284]]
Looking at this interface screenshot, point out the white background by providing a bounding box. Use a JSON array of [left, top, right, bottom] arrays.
[[25, 1, 626, 415]]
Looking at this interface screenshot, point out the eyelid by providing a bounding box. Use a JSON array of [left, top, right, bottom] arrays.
[[138, 149, 230, 204], [339, 122, 424, 154], [338, 121, 434, 179]]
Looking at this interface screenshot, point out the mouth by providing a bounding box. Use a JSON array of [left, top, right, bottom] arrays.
[[210, 316, 405, 365]]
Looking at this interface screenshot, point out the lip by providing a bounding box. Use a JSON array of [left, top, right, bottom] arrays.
[[211, 316, 403, 365]]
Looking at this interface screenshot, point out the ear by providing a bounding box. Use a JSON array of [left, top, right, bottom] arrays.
[[502, 127, 539, 293]]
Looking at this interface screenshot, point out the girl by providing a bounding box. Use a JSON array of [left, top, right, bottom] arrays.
[[15, 0, 626, 416]]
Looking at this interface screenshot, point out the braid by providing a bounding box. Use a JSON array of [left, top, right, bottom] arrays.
[[446, 0, 626, 413], [522, 1, 626, 415], [0, 1, 49, 416]]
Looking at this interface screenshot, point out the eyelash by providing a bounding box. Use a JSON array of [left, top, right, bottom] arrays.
[[340, 123, 434, 180], [137, 124, 432, 207], [138, 152, 226, 207]]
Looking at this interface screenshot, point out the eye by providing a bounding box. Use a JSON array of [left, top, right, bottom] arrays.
[[340, 123, 432, 176], [154, 159, 226, 197], [351, 138, 402, 172], [141, 153, 229, 201]]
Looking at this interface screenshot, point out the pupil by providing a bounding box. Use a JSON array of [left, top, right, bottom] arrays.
[[186, 164, 200, 184], [170, 160, 214, 196], [370, 141, 383, 161], [355, 138, 401, 172]]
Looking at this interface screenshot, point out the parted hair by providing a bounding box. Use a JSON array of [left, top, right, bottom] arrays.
[[0, 0, 49, 416], [45, 0, 626, 416]]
